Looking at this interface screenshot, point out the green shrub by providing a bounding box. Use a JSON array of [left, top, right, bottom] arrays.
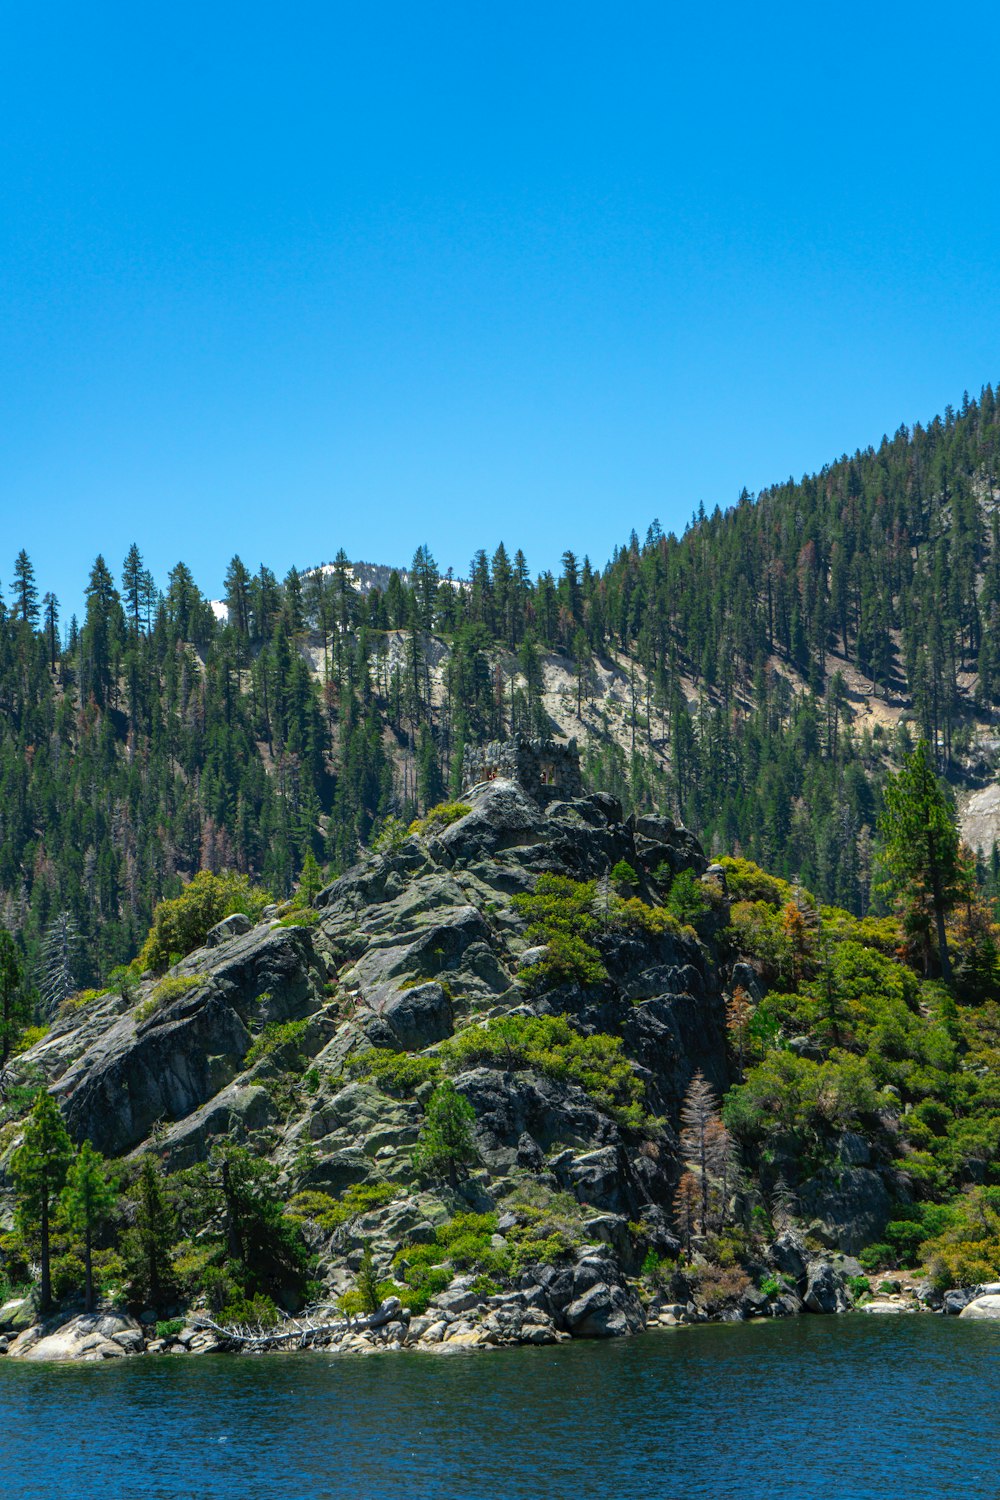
[[135, 974, 201, 1023], [286, 1181, 399, 1233], [513, 873, 608, 989], [610, 860, 640, 890], [217, 1294, 281, 1330], [758, 1273, 781, 1297], [859, 1243, 894, 1272], [138, 870, 271, 972], [846, 1275, 871, 1300], [442, 1013, 647, 1127], [275, 909, 320, 928], [666, 869, 711, 924], [244, 1019, 310, 1070], [347, 1047, 444, 1094], [155, 1317, 185, 1340], [718, 858, 794, 908], [13, 1025, 49, 1054], [408, 802, 472, 837]]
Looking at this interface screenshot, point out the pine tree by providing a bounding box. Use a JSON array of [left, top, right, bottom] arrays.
[[122, 1157, 179, 1309], [412, 1082, 478, 1189], [0, 928, 30, 1071], [61, 1141, 118, 1312], [12, 549, 39, 626], [12, 1093, 74, 1311], [878, 740, 966, 983]]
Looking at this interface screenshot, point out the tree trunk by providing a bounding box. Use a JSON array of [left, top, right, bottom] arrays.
[[933, 895, 953, 984], [84, 1224, 94, 1313], [40, 1195, 51, 1313]]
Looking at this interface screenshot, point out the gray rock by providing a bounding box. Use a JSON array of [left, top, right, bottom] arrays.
[[960, 1294, 1000, 1320], [943, 1286, 979, 1316], [803, 1260, 850, 1315], [769, 1230, 807, 1282], [564, 1282, 645, 1339], [799, 1167, 891, 1256], [205, 913, 253, 947]]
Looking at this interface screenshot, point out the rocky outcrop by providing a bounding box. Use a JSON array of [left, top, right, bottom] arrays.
[[1, 772, 885, 1358]]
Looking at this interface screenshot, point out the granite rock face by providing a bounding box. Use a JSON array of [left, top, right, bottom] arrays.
[[1, 773, 890, 1355]]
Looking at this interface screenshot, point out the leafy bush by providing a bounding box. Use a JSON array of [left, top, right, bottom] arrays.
[[286, 1181, 399, 1234], [138, 870, 271, 972], [217, 1294, 281, 1330], [155, 1317, 185, 1340], [135, 974, 201, 1023], [612, 897, 679, 937], [13, 1025, 49, 1055], [666, 869, 711, 924], [244, 1019, 310, 1070], [372, 816, 409, 854], [717, 858, 794, 908], [275, 909, 320, 928], [758, 1273, 781, 1297], [347, 1048, 444, 1094], [846, 1275, 871, 1300], [513, 873, 607, 989], [442, 1013, 648, 1127], [408, 802, 472, 837], [920, 1188, 1000, 1289], [859, 1243, 895, 1273], [610, 860, 639, 890]]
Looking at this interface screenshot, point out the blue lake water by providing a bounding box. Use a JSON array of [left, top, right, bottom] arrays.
[[1, 1316, 996, 1499]]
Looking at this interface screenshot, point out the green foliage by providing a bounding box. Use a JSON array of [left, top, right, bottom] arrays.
[[0, 928, 31, 1069], [243, 1019, 310, 1070], [138, 870, 271, 973], [442, 1013, 648, 1127], [758, 1273, 781, 1297], [373, 816, 409, 855], [275, 909, 320, 928], [877, 740, 965, 982], [14, 1025, 49, 1055], [412, 1081, 478, 1185], [107, 965, 140, 1003], [408, 801, 472, 837], [155, 1317, 185, 1340], [217, 1294, 281, 1330], [666, 868, 711, 924], [121, 1157, 180, 1310], [846, 1274, 871, 1300], [346, 1047, 444, 1094], [61, 1140, 119, 1309], [513, 873, 607, 989], [717, 858, 793, 908], [353, 1244, 383, 1314], [11, 1092, 74, 1311], [724, 1049, 889, 1165], [610, 860, 639, 890], [144, 974, 201, 1013], [920, 1188, 1000, 1289], [286, 1181, 398, 1233]]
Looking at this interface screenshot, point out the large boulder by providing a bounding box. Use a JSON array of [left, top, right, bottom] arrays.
[[7, 1311, 144, 1362], [803, 1260, 850, 1315], [960, 1294, 1000, 1320], [563, 1280, 645, 1339]]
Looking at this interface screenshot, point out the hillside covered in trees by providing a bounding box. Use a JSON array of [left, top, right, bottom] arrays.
[[4, 384, 1000, 993]]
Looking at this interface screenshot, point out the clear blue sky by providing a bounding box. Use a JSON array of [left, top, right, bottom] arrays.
[[3, 3, 1000, 616]]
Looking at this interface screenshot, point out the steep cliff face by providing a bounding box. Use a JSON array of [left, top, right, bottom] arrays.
[[3, 778, 736, 1342]]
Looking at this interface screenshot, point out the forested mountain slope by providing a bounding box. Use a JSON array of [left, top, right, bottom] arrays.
[[4, 385, 1000, 989]]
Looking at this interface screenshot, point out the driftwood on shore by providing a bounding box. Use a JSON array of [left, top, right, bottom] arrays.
[[194, 1299, 402, 1353]]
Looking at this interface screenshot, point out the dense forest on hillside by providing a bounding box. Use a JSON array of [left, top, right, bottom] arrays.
[[3, 385, 1000, 991]]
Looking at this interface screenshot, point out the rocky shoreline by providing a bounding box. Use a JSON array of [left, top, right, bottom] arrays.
[[6, 1259, 1000, 1364]]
